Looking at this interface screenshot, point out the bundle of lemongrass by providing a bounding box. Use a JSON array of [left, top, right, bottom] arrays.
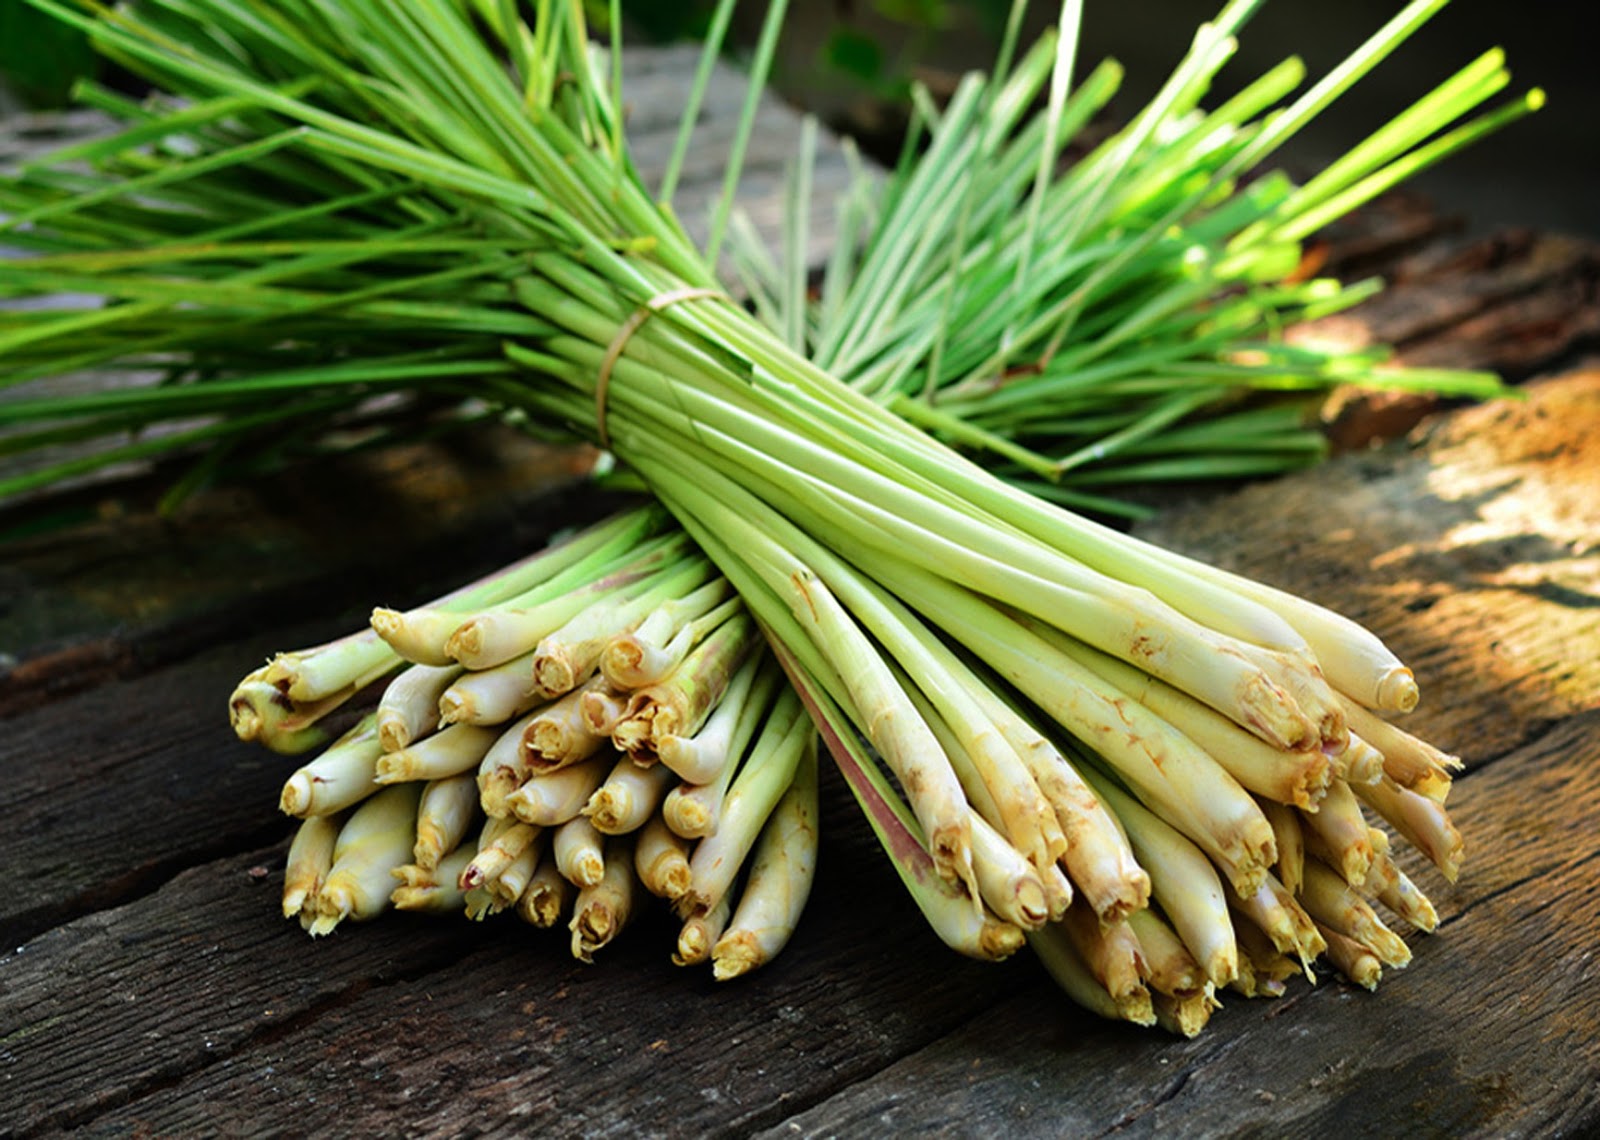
[[243, 504, 818, 977], [4, 0, 1524, 1031]]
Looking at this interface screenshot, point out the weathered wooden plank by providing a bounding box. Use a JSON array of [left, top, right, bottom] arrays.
[[752, 710, 1600, 1139], [0, 776, 1024, 1139], [0, 425, 620, 717], [0, 628, 337, 947]]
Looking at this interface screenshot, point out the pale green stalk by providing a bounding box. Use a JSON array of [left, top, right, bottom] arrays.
[[374, 722, 498, 783], [520, 675, 610, 773], [378, 662, 464, 751], [1299, 777, 1374, 888], [437, 650, 541, 725], [1354, 776, 1464, 881], [583, 754, 677, 835], [283, 813, 343, 919], [279, 714, 382, 818], [390, 845, 475, 913], [679, 689, 809, 919], [655, 652, 770, 784], [601, 579, 739, 689], [1258, 798, 1304, 896], [711, 738, 819, 980], [506, 753, 611, 828], [532, 554, 717, 696], [634, 813, 692, 902], [309, 781, 421, 935], [1298, 858, 1411, 968], [552, 814, 607, 889], [413, 773, 480, 870], [570, 836, 637, 963], [1078, 763, 1236, 989], [517, 855, 574, 928]]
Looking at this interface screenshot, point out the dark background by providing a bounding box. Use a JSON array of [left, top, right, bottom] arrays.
[[742, 0, 1597, 240]]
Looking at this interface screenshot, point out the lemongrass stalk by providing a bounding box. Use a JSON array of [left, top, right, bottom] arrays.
[[570, 837, 637, 963], [533, 555, 716, 697], [679, 690, 810, 918], [445, 533, 691, 670], [976, 689, 1147, 922], [653, 403, 1327, 752], [279, 714, 382, 818], [552, 815, 607, 889], [828, 565, 1067, 877], [611, 610, 761, 761], [229, 667, 334, 755], [674, 894, 733, 967], [1153, 989, 1219, 1039], [506, 753, 612, 828], [779, 643, 1022, 961], [308, 782, 421, 936], [1225, 946, 1267, 999], [413, 773, 480, 871], [437, 651, 542, 726], [1299, 858, 1412, 968], [939, 467, 1419, 714], [370, 607, 467, 668], [282, 813, 342, 920], [390, 846, 476, 913], [265, 627, 398, 703], [584, 754, 678, 835], [460, 820, 542, 891], [655, 651, 769, 784], [487, 832, 544, 912], [1354, 775, 1464, 881], [1300, 776, 1373, 888], [786, 566, 975, 895], [519, 675, 612, 774], [1317, 923, 1383, 990], [378, 662, 463, 751], [477, 708, 545, 818], [1060, 901, 1153, 1025], [711, 739, 820, 979], [908, 681, 1060, 895], [365, 508, 667, 666], [1231, 918, 1299, 997], [1079, 764, 1235, 988], [517, 856, 575, 929], [1332, 732, 1387, 788], [1060, 635, 1331, 809], [635, 813, 693, 901], [660, 661, 785, 835], [1259, 798, 1305, 897], [1366, 831, 1440, 933], [1228, 872, 1326, 976], [1338, 696, 1460, 802], [1128, 907, 1208, 1001], [602, 582, 739, 689], [1014, 623, 1277, 891], [579, 685, 629, 736], [967, 810, 1050, 931], [374, 722, 499, 784], [1027, 923, 1145, 1025]]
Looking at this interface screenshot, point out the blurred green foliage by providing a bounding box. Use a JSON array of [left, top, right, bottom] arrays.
[[1, 2, 99, 108], [0, 0, 1009, 110]]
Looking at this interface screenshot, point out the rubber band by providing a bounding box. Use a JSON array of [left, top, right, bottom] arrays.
[[595, 286, 728, 450]]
